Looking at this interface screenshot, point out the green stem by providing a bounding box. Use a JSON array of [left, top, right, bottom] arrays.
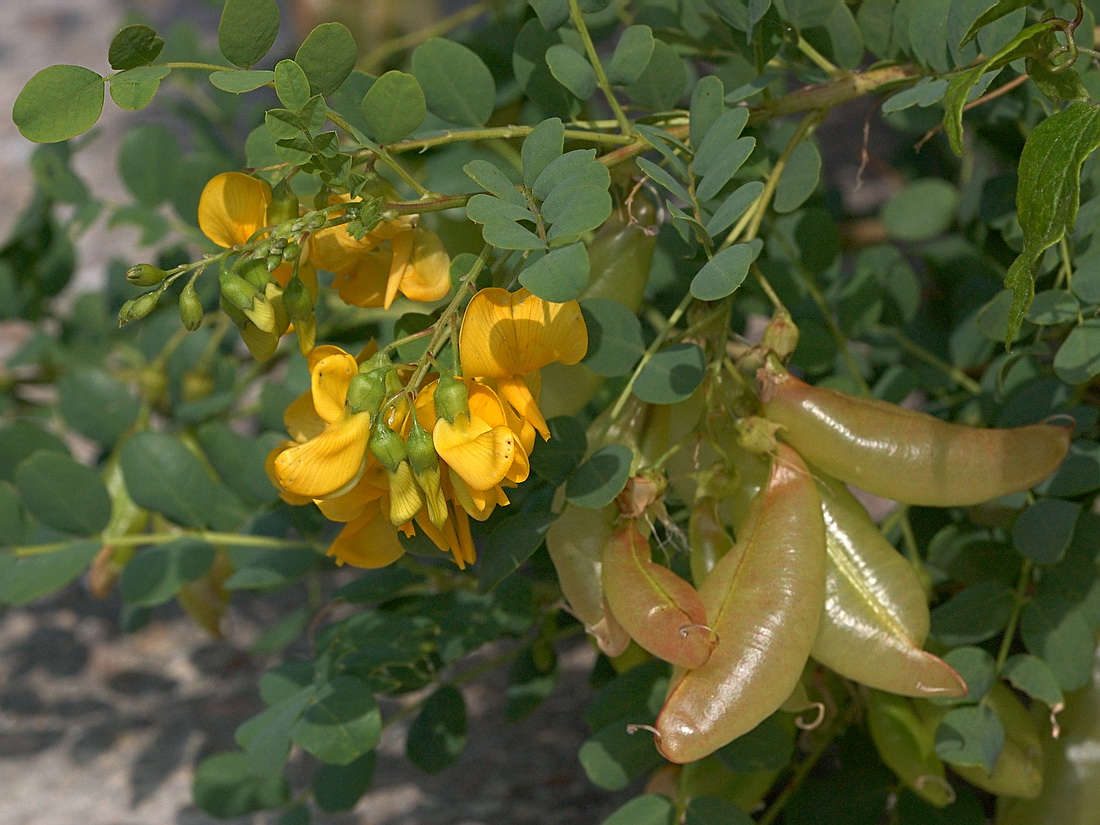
[[997, 558, 1033, 670], [15, 531, 317, 558], [361, 1, 490, 71], [568, 0, 633, 135], [878, 327, 982, 396], [387, 125, 634, 155], [159, 61, 233, 72], [757, 707, 848, 825], [796, 37, 843, 78]]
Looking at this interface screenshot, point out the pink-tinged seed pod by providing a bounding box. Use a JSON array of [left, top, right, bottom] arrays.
[[602, 519, 716, 669], [757, 365, 1072, 507], [812, 470, 967, 699], [656, 443, 826, 764]]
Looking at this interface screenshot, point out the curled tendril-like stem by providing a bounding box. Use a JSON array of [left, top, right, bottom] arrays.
[[1051, 702, 1065, 739], [794, 702, 827, 731], [679, 623, 720, 646], [626, 724, 661, 740]]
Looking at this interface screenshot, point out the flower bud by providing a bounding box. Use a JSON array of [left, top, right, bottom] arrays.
[[281, 240, 302, 262], [179, 281, 204, 332], [237, 257, 272, 291], [406, 419, 438, 474], [219, 269, 260, 311], [369, 422, 407, 472], [118, 292, 160, 326], [282, 276, 313, 322], [360, 352, 392, 374], [434, 375, 469, 424], [346, 371, 387, 416], [126, 263, 168, 287], [266, 254, 283, 272], [266, 180, 300, 228], [761, 308, 799, 359], [305, 211, 327, 231]]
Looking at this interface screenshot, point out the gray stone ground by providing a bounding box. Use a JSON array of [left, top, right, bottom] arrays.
[[0, 2, 630, 823]]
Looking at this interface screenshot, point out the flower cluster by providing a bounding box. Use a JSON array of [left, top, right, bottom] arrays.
[[266, 287, 587, 569]]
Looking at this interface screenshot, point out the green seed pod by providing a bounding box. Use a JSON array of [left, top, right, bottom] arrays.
[[178, 281, 204, 332], [345, 371, 387, 416], [281, 240, 302, 262], [266, 180, 300, 228], [237, 257, 272, 291], [118, 291, 160, 326], [434, 374, 469, 424], [126, 263, 168, 287], [219, 269, 259, 311], [369, 421, 407, 472]]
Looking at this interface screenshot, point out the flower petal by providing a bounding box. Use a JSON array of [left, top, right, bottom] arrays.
[[198, 172, 271, 248], [284, 391, 325, 442], [311, 350, 358, 424], [274, 410, 371, 498], [333, 248, 391, 307], [497, 374, 549, 440], [399, 228, 451, 303], [384, 229, 414, 309], [328, 501, 406, 568], [265, 443, 314, 505], [434, 414, 514, 491]]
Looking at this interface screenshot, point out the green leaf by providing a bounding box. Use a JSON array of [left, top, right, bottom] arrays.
[[934, 704, 1005, 773], [14, 65, 104, 143], [406, 685, 467, 773], [313, 752, 375, 813], [108, 24, 165, 70], [1013, 498, 1081, 565], [706, 181, 764, 236], [693, 107, 750, 176], [581, 297, 645, 377], [716, 711, 796, 772], [882, 78, 948, 113], [479, 511, 557, 592], [960, 0, 1036, 46], [224, 546, 317, 590], [1027, 289, 1079, 325], [882, 178, 958, 242], [532, 148, 599, 200], [546, 44, 597, 100], [609, 25, 655, 86], [685, 796, 754, 825], [567, 444, 633, 509], [109, 65, 169, 111], [1021, 594, 1095, 691], [690, 241, 760, 301], [930, 579, 1015, 645], [118, 432, 246, 531], [636, 156, 691, 203], [1028, 59, 1090, 104], [942, 646, 997, 703], [975, 289, 1028, 343], [466, 194, 532, 227], [15, 453, 111, 536], [513, 18, 581, 118], [601, 795, 675, 825], [293, 676, 382, 765], [194, 423, 283, 505], [56, 368, 140, 446], [522, 118, 564, 188], [218, 0, 280, 68], [520, 242, 589, 301], [0, 483, 30, 550], [411, 38, 496, 126], [907, 0, 953, 73], [211, 69, 274, 94], [773, 140, 822, 213], [626, 39, 687, 111], [529, 0, 571, 29], [506, 643, 558, 721], [119, 538, 216, 607], [236, 688, 312, 775], [634, 343, 706, 404], [274, 60, 311, 111], [1035, 441, 1100, 497], [1053, 318, 1100, 384], [580, 722, 665, 790], [942, 22, 1053, 156], [530, 415, 587, 484], [296, 23, 357, 97], [689, 75, 725, 148], [464, 159, 524, 205], [1001, 654, 1064, 709], [1006, 104, 1100, 342], [361, 70, 426, 145], [0, 422, 67, 483], [193, 752, 289, 817], [0, 541, 99, 605], [482, 217, 547, 250], [696, 136, 755, 202], [545, 189, 612, 243]]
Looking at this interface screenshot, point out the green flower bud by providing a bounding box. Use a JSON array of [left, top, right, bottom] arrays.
[[369, 422, 407, 472], [281, 240, 302, 262], [126, 263, 168, 287], [118, 292, 160, 326], [346, 371, 387, 416], [266, 254, 283, 272], [305, 211, 327, 231], [237, 257, 272, 291], [406, 418, 439, 474], [179, 281, 204, 332], [219, 269, 259, 311], [761, 308, 799, 359], [434, 375, 469, 424], [360, 352, 393, 374], [266, 180, 300, 228]]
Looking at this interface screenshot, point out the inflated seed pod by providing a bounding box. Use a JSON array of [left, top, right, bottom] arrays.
[[656, 443, 826, 764], [811, 470, 966, 698], [952, 683, 1043, 799], [867, 691, 955, 807], [602, 519, 716, 669], [545, 501, 630, 657], [757, 365, 1072, 506], [688, 496, 733, 586]]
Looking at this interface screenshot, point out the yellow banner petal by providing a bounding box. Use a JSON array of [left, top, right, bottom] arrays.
[[197, 172, 271, 248]]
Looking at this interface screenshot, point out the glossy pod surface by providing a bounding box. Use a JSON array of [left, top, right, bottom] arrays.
[[758, 366, 1072, 507], [656, 444, 826, 764], [811, 470, 966, 698], [602, 520, 716, 669], [866, 691, 954, 807]]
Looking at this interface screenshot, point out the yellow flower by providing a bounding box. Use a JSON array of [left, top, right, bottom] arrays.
[[327, 499, 407, 569], [198, 172, 270, 248], [330, 224, 451, 309], [459, 288, 587, 438]]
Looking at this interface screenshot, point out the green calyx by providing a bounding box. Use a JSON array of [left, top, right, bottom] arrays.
[[126, 263, 168, 287], [178, 281, 204, 332], [346, 371, 387, 416], [406, 418, 439, 474], [282, 275, 313, 322], [266, 180, 300, 228], [369, 421, 408, 472], [118, 291, 160, 326], [434, 374, 469, 424], [219, 269, 260, 311]]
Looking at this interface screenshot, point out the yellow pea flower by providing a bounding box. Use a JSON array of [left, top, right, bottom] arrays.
[[198, 172, 270, 248], [330, 224, 451, 309], [327, 499, 407, 569], [459, 288, 588, 438]]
